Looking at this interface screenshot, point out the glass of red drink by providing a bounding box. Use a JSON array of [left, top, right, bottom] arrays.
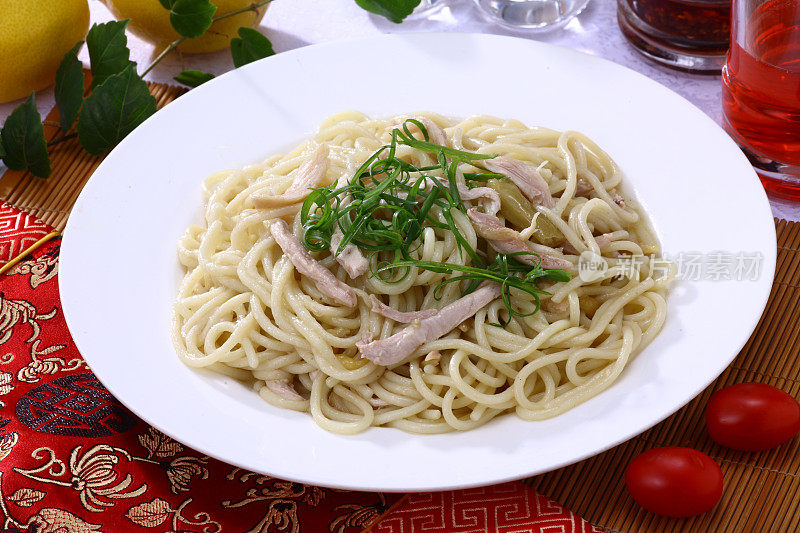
[[618, 0, 731, 72], [722, 0, 800, 200]]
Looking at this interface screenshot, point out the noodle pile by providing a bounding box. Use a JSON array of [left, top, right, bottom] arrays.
[[172, 111, 673, 434]]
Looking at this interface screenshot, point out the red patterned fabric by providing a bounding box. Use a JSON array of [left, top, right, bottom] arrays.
[[0, 203, 52, 267], [0, 236, 395, 532], [0, 203, 596, 533], [370, 483, 602, 533]]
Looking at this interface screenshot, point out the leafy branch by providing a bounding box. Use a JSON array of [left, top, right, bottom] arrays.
[[0, 0, 424, 179], [0, 0, 275, 179], [355, 0, 422, 22]]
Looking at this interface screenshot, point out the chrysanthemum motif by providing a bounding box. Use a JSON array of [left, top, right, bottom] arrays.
[[27, 507, 101, 533], [329, 495, 388, 533], [16, 358, 59, 382], [16, 340, 76, 383], [0, 371, 14, 395], [11, 247, 59, 289], [165, 455, 209, 493], [68, 445, 147, 512], [0, 432, 18, 462], [263, 500, 299, 533], [137, 426, 184, 459], [0, 294, 56, 345], [302, 485, 324, 506]]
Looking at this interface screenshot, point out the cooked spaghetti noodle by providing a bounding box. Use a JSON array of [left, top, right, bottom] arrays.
[[173, 111, 673, 434]]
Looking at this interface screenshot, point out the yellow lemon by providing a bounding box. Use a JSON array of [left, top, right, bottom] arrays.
[[0, 0, 90, 104], [104, 0, 268, 54]]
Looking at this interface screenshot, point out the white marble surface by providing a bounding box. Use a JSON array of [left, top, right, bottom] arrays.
[[1, 0, 798, 220]]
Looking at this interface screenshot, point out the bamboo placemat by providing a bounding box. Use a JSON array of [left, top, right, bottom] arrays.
[[2, 82, 799, 532], [527, 218, 800, 532], [0, 80, 187, 231]]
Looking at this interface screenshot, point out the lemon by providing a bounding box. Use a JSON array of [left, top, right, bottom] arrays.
[[104, 0, 268, 54], [0, 0, 90, 104]]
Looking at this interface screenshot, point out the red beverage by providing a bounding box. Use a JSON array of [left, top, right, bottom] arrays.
[[618, 0, 731, 72], [722, 0, 800, 199]]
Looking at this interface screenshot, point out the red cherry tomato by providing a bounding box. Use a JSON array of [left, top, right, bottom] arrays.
[[625, 447, 723, 518], [705, 382, 800, 451]]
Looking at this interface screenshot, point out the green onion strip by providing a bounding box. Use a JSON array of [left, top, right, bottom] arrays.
[[299, 119, 570, 317]]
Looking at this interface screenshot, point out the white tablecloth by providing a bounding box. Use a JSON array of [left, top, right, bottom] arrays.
[[2, 0, 798, 219]]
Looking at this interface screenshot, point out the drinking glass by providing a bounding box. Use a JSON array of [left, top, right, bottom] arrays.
[[408, 0, 451, 19], [617, 0, 731, 72], [722, 0, 800, 199], [472, 0, 591, 31]]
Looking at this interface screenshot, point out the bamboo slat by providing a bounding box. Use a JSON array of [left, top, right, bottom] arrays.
[[0, 80, 187, 231]]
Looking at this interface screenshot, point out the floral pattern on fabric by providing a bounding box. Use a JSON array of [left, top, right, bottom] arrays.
[[0, 204, 596, 532], [369, 482, 605, 532], [0, 236, 397, 532], [0, 203, 51, 267]]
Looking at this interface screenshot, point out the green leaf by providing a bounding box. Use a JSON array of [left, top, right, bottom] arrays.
[[86, 20, 135, 89], [77, 65, 157, 156], [173, 70, 215, 87], [354, 0, 421, 23], [55, 42, 86, 133], [0, 93, 51, 179], [230, 27, 275, 68], [167, 0, 217, 38]]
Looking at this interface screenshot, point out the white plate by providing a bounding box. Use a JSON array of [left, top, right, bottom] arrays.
[[59, 33, 775, 492]]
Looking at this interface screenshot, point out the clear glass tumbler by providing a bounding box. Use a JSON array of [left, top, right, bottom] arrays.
[[473, 0, 591, 31], [407, 0, 451, 19], [618, 0, 731, 72], [722, 0, 800, 199]]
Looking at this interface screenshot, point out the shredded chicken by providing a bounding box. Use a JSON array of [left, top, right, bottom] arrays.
[[369, 295, 438, 323], [328, 173, 369, 279], [529, 244, 574, 270], [575, 178, 593, 197], [467, 209, 572, 270], [483, 156, 555, 208], [409, 116, 449, 146], [331, 230, 369, 279], [356, 283, 501, 366], [458, 184, 501, 216], [269, 219, 357, 307], [252, 145, 329, 208], [613, 194, 627, 208], [420, 176, 500, 216], [543, 298, 569, 315], [467, 208, 519, 240], [265, 379, 304, 401], [561, 233, 613, 255], [424, 350, 442, 365], [367, 396, 390, 408]]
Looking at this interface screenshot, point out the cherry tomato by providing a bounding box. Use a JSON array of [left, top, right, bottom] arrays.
[[625, 447, 723, 518], [705, 382, 800, 451]]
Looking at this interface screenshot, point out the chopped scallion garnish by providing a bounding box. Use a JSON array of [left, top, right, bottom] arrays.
[[299, 119, 571, 316]]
